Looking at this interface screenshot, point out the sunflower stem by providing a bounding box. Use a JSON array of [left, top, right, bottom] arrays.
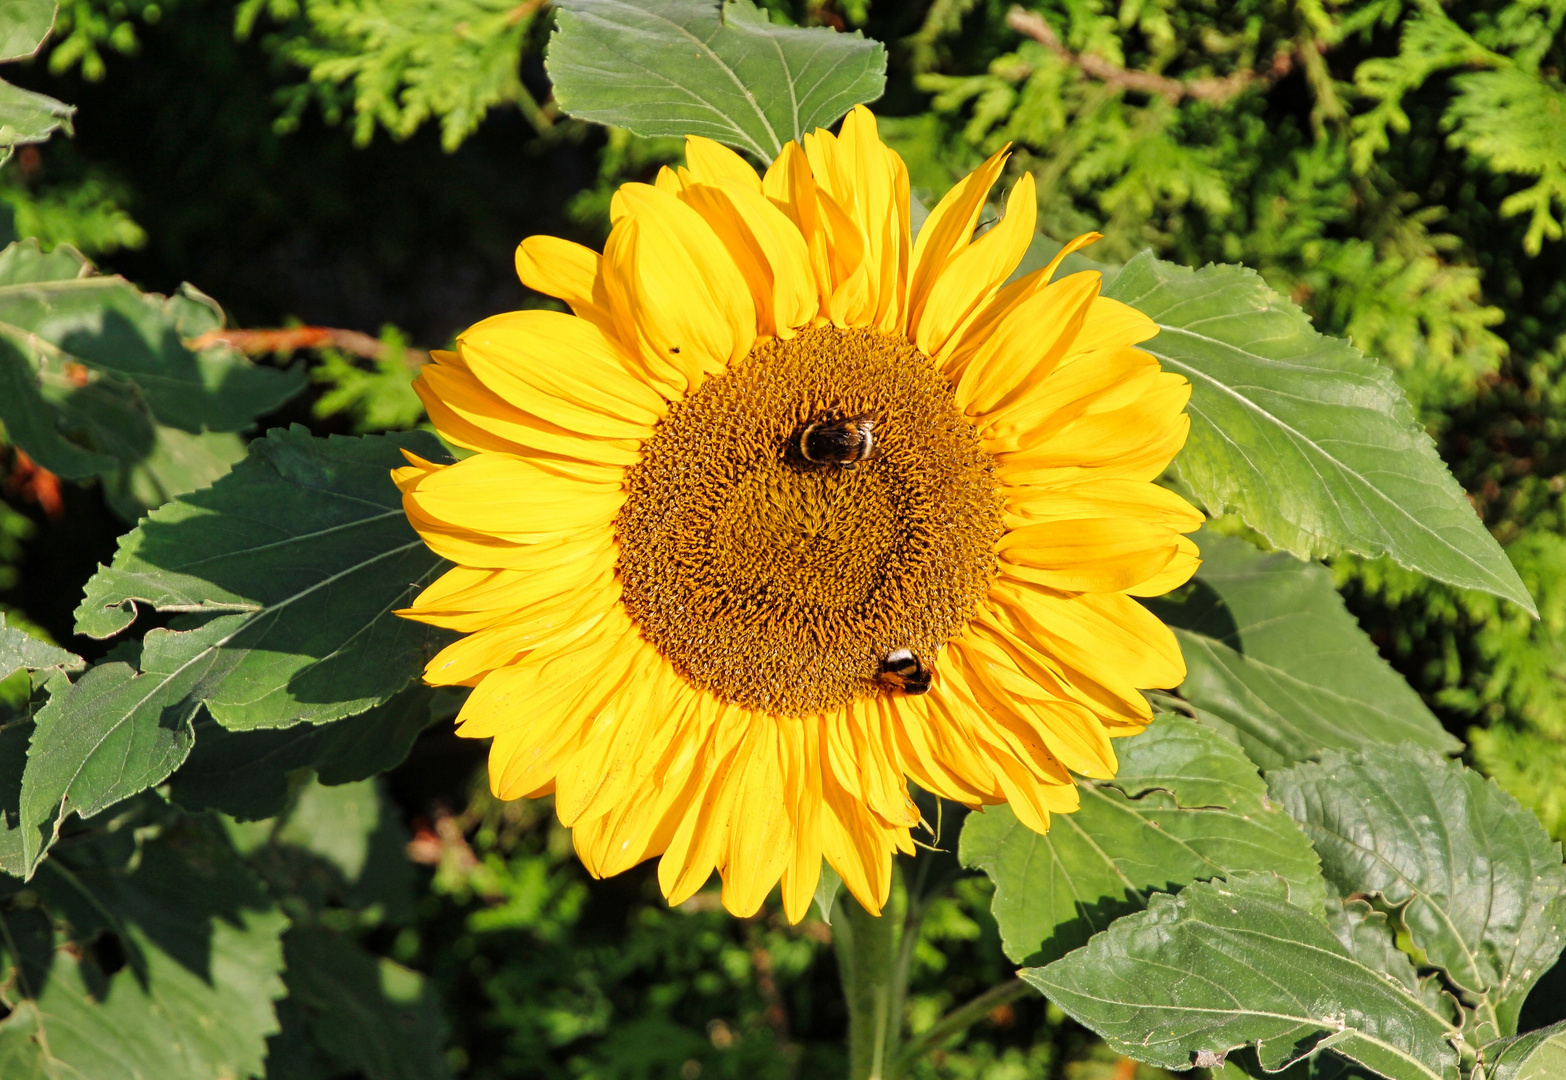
[[836, 890, 900, 1080]]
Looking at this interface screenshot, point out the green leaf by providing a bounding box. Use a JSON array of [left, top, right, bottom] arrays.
[[0, 613, 80, 682], [102, 427, 247, 522], [17, 428, 449, 875], [548, 0, 886, 161], [0, 80, 71, 155], [0, 0, 56, 61], [264, 778, 418, 925], [960, 716, 1325, 965], [0, 240, 303, 483], [274, 924, 454, 1080], [0, 332, 113, 478], [1271, 746, 1566, 1040], [17, 631, 208, 873], [1484, 1020, 1566, 1080], [0, 821, 288, 1080], [1327, 898, 1456, 1024], [169, 684, 438, 821], [1148, 530, 1461, 770], [0, 674, 58, 877], [1104, 253, 1533, 612], [1024, 875, 1460, 1079], [73, 425, 452, 713]]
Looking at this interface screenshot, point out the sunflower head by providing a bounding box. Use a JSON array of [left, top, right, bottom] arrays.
[[394, 106, 1201, 922]]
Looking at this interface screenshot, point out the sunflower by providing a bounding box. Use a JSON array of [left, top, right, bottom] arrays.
[[393, 107, 1201, 922]]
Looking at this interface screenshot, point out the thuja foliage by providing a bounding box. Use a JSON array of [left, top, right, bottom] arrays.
[[0, 1, 1564, 1079]]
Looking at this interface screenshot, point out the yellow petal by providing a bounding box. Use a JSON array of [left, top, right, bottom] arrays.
[[1126, 533, 1202, 597], [991, 581, 1188, 694], [459, 309, 665, 438], [719, 722, 793, 916], [1005, 477, 1204, 533], [955, 271, 1102, 418], [998, 517, 1182, 594], [603, 183, 758, 395], [763, 141, 836, 313], [778, 720, 825, 924], [684, 135, 763, 192], [995, 374, 1192, 485], [915, 172, 1037, 359], [515, 235, 613, 327], [415, 352, 642, 469], [907, 145, 1008, 337], [402, 451, 624, 541], [677, 178, 815, 338]]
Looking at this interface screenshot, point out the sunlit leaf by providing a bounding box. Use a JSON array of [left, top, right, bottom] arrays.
[[1485, 1020, 1566, 1080], [0, 614, 80, 682], [1025, 875, 1460, 1079], [1148, 530, 1460, 769], [17, 428, 450, 875], [0, 241, 303, 488], [0, 80, 71, 156], [1105, 253, 1533, 612], [548, 0, 886, 161], [961, 716, 1324, 965], [1271, 746, 1566, 1039]]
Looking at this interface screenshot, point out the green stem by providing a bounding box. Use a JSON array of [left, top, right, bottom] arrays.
[[836, 891, 899, 1080], [888, 978, 1034, 1079]]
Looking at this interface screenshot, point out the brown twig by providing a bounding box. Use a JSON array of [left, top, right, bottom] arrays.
[[187, 326, 430, 369], [1006, 7, 1293, 106]]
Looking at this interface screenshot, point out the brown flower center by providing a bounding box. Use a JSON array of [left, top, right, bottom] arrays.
[[614, 326, 1004, 714]]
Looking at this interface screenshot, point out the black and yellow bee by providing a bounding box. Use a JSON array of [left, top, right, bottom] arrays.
[[797, 413, 877, 467], [877, 648, 932, 695]]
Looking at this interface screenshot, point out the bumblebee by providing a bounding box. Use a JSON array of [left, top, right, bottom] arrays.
[[798, 413, 876, 467], [877, 647, 932, 695]]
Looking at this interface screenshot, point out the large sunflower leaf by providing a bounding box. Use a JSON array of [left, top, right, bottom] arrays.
[[548, 0, 886, 161], [1270, 746, 1566, 1040], [1104, 253, 1532, 613], [168, 684, 441, 821], [1024, 875, 1461, 1079], [0, 241, 303, 490], [960, 716, 1324, 966], [1484, 1021, 1566, 1080], [15, 428, 450, 875], [0, 819, 288, 1080], [1147, 530, 1459, 770]]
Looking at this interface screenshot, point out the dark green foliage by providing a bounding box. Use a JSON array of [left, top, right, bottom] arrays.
[[0, 809, 290, 1080], [0, 238, 304, 519]]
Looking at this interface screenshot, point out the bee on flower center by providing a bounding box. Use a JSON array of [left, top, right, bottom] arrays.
[[877, 647, 932, 695], [797, 413, 877, 467]]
